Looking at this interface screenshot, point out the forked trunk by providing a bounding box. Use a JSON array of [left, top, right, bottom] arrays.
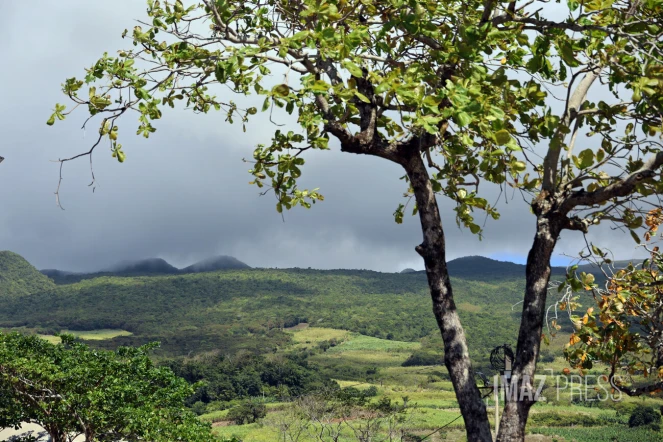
[[497, 214, 560, 441], [403, 154, 492, 442]]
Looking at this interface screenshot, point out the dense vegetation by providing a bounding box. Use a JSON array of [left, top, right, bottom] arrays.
[[165, 350, 338, 411], [0, 253, 555, 363], [0, 332, 214, 442], [2, 251, 661, 441], [0, 251, 55, 299], [41, 255, 251, 284]]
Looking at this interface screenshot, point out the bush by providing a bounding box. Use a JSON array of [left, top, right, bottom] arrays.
[[402, 351, 440, 367], [227, 400, 267, 425], [539, 349, 556, 363], [629, 405, 661, 428], [364, 385, 379, 397], [191, 401, 208, 416], [336, 387, 368, 406], [529, 411, 601, 427], [371, 397, 394, 413]]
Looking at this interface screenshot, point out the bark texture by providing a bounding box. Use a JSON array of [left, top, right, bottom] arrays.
[[497, 201, 562, 441], [403, 153, 493, 442]]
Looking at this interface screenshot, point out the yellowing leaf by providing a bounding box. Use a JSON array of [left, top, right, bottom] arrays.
[[494, 130, 512, 145]]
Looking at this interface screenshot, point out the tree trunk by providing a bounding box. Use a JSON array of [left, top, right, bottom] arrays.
[[497, 213, 560, 441], [403, 154, 492, 442]]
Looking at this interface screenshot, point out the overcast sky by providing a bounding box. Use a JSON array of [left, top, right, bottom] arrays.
[[0, 1, 648, 272]]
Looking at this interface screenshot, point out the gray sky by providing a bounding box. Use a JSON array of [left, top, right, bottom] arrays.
[[0, 1, 647, 272]]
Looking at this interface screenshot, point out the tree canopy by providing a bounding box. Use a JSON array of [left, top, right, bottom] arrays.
[[0, 333, 215, 442], [564, 209, 663, 397], [49, 0, 663, 440]]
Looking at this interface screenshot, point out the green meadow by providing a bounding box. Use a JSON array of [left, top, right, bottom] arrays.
[[205, 327, 663, 442]]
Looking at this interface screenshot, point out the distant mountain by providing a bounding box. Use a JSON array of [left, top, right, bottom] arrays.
[[41, 258, 180, 284], [400, 268, 417, 274], [5, 250, 638, 359], [0, 251, 55, 298], [182, 255, 251, 273], [105, 258, 180, 275], [40, 255, 251, 284], [444, 255, 553, 280], [41, 269, 77, 279]]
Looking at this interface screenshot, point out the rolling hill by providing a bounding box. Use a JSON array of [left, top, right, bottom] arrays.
[[39, 255, 251, 284], [0, 251, 56, 298], [181, 255, 251, 272], [0, 251, 639, 360]]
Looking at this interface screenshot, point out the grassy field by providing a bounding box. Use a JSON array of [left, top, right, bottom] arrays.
[[35, 329, 133, 342], [285, 326, 351, 349], [204, 326, 663, 442]]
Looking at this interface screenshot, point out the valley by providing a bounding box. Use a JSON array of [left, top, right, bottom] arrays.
[[1, 250, 662, 441]]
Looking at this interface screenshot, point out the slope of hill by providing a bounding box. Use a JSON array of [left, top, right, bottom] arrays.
[[7, 252, 629, 360], [0, 251, 56, 298], [40, 255, 251, 284], [104, 258, 180, 275], [181, 255, 251, 272], [1, 258, 526, 360]]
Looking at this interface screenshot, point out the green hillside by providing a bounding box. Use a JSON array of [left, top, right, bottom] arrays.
[[0, 255, 532, 364], [1, 252, 623, 363], [0, 251, 56, 298]]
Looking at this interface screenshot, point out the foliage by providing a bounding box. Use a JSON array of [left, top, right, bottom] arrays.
[[530, 426, 663, 442], [46, 0, 663, 436], [227, 399, 268, 425], [0, 251, 55, 299], [165, 350, 337, 404], [0, 332, 214, 442], [564, 211, 663, 396], [402, 351, 441, 367], [0, 258, 529, 361], [528, 411, 602, 427], [628, 404, 661, 429]]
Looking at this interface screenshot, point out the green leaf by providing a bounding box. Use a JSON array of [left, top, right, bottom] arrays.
[[134, 88, 150, 100], [494, 130, 512, 145], [512, 161, 527, 172], [341, 60, 363, 77], [310, 80, 330, 93], [455, 112, 472, 128], [354, 91, 370, 103], [374, 82, 391, 94], [272, 84, 290, 97], [577, 149, 594, 169]]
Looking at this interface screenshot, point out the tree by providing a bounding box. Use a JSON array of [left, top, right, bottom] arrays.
[[49, 0, 663, 440], [0, 333, 215, 442], [564, 210, 663, 397]]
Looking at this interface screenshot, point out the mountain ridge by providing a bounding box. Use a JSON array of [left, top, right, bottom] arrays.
[[0, 250, 640, 359], [38, 255, 252, 284], [0, 251, 56, 298]]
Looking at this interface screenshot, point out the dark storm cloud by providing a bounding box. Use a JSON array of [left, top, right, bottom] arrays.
[[0, 1, 646, 273]]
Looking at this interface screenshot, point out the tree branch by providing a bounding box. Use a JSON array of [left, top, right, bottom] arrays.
[[562, 152, 663, 211], [541, 68, 601, 192]]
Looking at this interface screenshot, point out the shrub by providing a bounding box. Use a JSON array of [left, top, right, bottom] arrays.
[[538, 349, 555, 363], [191, 401, 208, 416], [629, 405, 661, 428], [227, 400, 267, 425], [371, 396, 394, 413], [402, 351, 440, 367], [337, 387, 368, 406], [364, 385, 379, 397], [529, 411, 601, 427]]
